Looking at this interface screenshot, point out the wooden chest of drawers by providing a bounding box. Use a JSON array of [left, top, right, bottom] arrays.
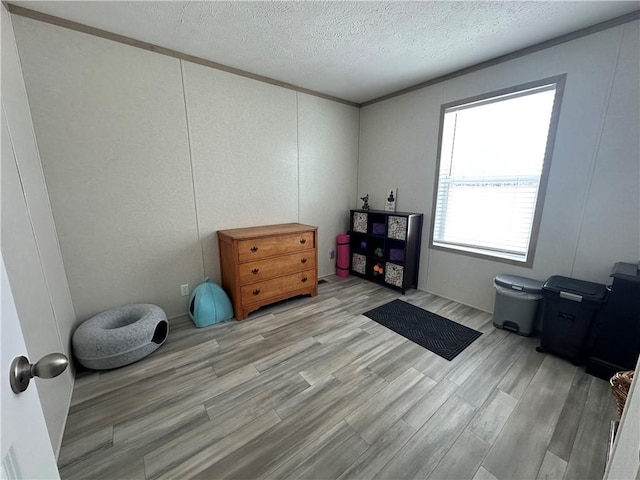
[[217, 223, 318, 320]]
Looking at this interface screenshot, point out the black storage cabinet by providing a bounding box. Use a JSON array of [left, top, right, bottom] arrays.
[[587, 262, 640, 380], [538, 276, 607, 363]]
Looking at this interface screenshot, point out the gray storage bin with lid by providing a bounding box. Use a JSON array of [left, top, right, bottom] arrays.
[[538, 275, 607, 364], [493, 274, 544, 336]]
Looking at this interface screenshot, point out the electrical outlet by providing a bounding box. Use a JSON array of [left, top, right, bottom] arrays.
[[328, 249, 335, 260], [180, 284, 189, 296]]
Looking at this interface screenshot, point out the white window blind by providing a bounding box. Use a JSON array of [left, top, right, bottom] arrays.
[[432, 83, 559, 263]]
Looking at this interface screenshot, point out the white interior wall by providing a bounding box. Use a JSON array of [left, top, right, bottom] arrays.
[[298, 93, 360, 276], [11, 16, 203, 322], [182, 61, 299, 283], [359, 21, 640, 312], [1, 5, 75, 456], [571, 21, 640, 281], [11, 15, 360, 323]]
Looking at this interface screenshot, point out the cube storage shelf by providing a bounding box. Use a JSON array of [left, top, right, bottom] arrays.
[[349, 209, 423, 294]]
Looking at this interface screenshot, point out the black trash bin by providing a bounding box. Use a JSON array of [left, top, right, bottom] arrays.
[[537, 276, 607, 364]]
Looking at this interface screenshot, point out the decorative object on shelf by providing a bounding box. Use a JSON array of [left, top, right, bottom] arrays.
[[360, 194, 370, 210], [349, 209, 423, 294], [385, 188, 397, 212]]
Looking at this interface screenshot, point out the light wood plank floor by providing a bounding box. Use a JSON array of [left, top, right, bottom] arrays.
[[59, 275, 617, 480]]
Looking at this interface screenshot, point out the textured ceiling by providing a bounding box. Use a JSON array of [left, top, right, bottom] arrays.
[[10, 1, 640, 104]]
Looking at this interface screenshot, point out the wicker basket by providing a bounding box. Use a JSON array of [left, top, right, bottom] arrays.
[[610, 370, 634, 419]]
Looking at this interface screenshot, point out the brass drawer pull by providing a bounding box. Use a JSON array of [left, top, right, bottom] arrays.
[[301, 276, 308, 283], [252, 289, 261, 296], [300, 238, 306, 244], [251, 268, 259, 274], [250, 246, 259, 253], [301, 258, 307, 263]]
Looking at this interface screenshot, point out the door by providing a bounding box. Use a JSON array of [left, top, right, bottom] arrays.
[[1, 255, 59, 479]]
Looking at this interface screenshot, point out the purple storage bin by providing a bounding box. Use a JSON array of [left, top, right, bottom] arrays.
[[389, 248, 405, 262], [372, 223, 386, 235]]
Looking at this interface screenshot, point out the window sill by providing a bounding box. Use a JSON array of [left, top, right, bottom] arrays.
[[430, 242, 534, 268]]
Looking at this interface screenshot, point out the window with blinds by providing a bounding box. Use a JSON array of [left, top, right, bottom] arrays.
[[430, 76, 565, 265]]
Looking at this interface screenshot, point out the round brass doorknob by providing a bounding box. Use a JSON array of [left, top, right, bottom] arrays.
[[10, 353, 69, 394]]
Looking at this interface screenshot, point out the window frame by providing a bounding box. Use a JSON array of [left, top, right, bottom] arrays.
[[428, 74, 567, 267]]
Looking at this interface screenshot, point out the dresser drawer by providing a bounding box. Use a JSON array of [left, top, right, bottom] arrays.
[[237, 231, 314, 262], [240, 269, 316, 306], [238, 252, 316, 285]]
